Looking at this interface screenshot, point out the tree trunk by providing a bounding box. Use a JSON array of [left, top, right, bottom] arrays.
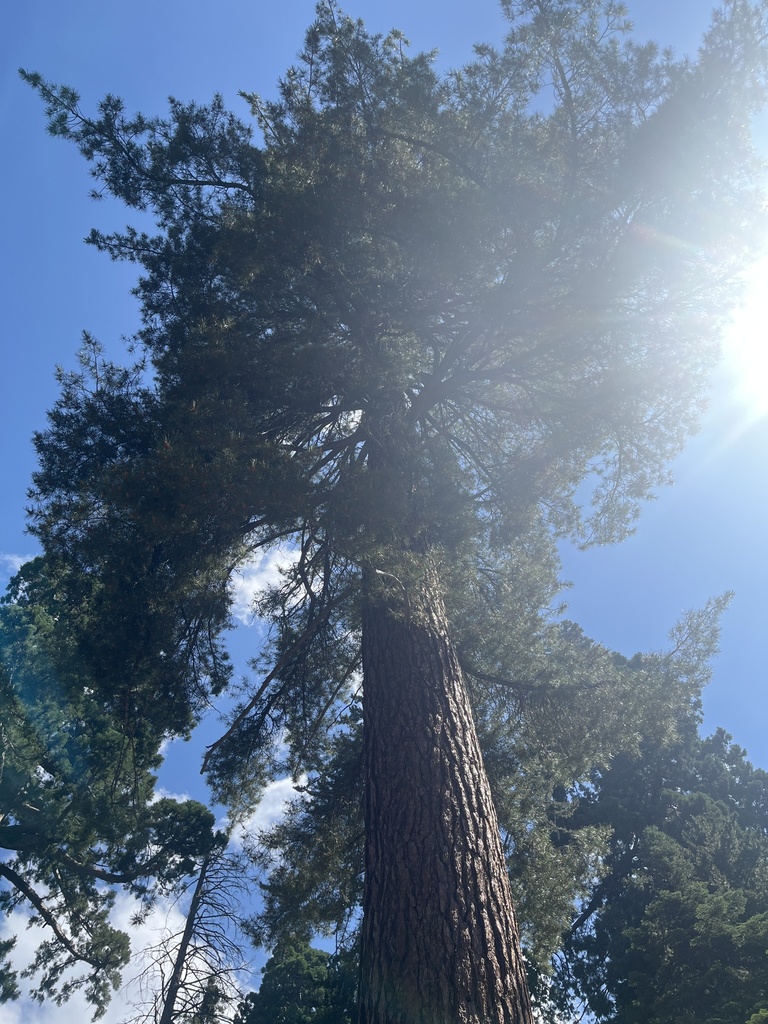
[[158, 850, 211, 1024], [359, 570, 533, 1024]]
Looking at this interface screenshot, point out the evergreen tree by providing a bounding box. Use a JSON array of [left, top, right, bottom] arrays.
[[245, 598, 732, 976], [234, 935, 354, 1024], [551, 727, 768, 1023], [0, 558, 219, 1015], [20, 2, 768, 1021]]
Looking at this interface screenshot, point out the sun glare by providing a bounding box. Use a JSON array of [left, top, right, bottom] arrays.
[[722, 253, 768, 423]]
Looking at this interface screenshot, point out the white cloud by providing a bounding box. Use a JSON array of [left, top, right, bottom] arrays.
[[157, 736, 175, 759], [228, 775, 306, 847], [229, 548, 296, 626], [0, 553, 35, 578], [151, 785, 192, 804]]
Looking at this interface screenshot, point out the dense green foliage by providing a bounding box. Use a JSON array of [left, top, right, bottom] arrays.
[[234, 936, 355, 1024], [0, 559, 220, 1015], [551, 726, 768, 1023]]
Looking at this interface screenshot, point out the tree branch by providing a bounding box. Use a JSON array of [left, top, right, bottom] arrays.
[[0, 861, 107, 969], [201, 587, 351, 774]]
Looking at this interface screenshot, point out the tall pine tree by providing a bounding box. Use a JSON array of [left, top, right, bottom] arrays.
[[21, 1, 768, 1020]]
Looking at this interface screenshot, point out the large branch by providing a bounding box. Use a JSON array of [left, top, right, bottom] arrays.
[[0, 823, 176, 887], [0, 861, 107, 969]]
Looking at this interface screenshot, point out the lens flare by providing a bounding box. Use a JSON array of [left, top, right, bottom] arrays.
[[722, 254, 768, 423]]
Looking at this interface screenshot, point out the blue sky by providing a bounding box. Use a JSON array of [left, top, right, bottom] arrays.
[[2, 0, 768, 1016]]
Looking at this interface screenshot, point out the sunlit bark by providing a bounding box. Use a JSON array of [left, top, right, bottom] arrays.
[[360, 571, 533, 1024]]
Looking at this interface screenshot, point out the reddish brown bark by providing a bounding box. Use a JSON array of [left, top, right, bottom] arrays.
[[359, 574, 533, 1024]]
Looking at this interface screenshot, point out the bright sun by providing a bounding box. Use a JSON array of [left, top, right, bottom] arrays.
[[722, 253, 768, 423]]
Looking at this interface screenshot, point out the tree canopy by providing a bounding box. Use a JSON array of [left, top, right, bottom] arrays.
[[234, 934, 356, 1024], [21, 0, 767, 781]]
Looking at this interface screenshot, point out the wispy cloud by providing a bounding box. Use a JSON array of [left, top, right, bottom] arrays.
[[0, 553, 35, 578], [227, 775, 306, 847], [229, 547, 296, 626], [150, 785, 193, 804]]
